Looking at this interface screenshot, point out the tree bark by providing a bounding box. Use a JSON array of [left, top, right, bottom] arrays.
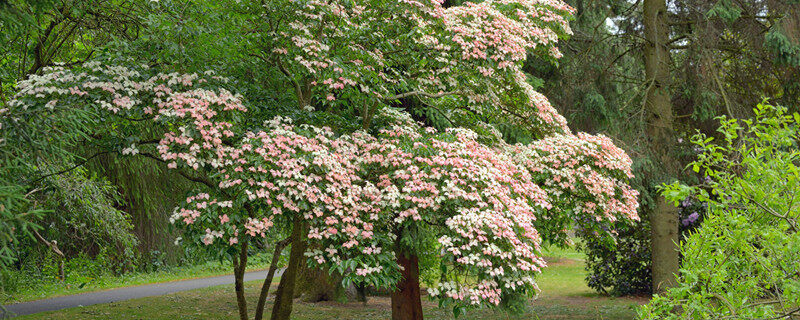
[[294, 260, 347, 302], [254, 237, 290, 320], [269, 218, 308, 320], [643, 0, 680, 293], [390, 250, 424, 320], [233, 240, 250, 320], [355, 283, 368, 304], [651, 197, 680, 291]]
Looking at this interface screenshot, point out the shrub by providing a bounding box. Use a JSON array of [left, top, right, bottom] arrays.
[[639, 103, 800, 319], [580, 218, 652, 296]]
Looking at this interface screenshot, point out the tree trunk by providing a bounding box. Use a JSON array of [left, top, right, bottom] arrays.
[[355, 284, 368, 304], [391, 251, 423, 320], [651, 197, 679, 291], [233, 240, 249, 320], [643, 0, 680, 293], [294, 261, 348, 302], [269, 218, 308, 320], [254, 237, 290, 320]]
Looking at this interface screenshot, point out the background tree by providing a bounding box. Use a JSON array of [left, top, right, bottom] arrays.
[[527, 0, 800, 295], [640, 103, 800, 319], [642, 0, 680, 292]]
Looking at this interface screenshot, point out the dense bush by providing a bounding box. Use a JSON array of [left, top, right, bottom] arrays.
[[580, 218, 652, 296], [639, 103, 800, 319]]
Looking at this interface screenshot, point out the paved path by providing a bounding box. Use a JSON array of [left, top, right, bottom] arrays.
[[1, 268, 284, 317]]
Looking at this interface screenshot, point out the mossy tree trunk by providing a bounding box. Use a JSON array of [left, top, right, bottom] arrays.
[[269, 217, 308, 320], [232, 239, 249, 320], [644, 0, 680, 293], [294, 262, 348, 302]]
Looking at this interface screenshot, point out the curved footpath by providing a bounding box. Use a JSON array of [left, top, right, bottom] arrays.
[[1, 268, 284, 317]]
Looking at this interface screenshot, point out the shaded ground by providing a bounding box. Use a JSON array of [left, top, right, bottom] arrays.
[[14, 259, 647, 320]]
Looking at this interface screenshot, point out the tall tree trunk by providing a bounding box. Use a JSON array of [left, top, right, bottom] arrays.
[[254, 237, 290, 320], [269, 218, 308, 320], [643, 0, 680, 293], [391, 250, 423, 320], [233, 240, 250, 320]]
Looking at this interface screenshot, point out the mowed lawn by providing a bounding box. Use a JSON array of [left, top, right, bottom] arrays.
[[19, 249, 647, 320]]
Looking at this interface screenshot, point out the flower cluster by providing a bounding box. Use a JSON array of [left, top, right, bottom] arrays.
[[507, 133, 640, 226], [6, 62, 246, 170], [442, 0, 574, 64], [344, 119, 551, 306], [161, 105, 637, 308]]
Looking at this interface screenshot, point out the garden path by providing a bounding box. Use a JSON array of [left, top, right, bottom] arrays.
[[1, 268, 284, 317]]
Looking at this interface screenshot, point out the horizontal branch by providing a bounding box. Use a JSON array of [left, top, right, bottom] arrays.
[[137, 152, 217, 189], [381, 90, 461, 100]]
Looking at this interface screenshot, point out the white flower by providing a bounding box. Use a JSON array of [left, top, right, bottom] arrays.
[[122, 144, 139, 155]]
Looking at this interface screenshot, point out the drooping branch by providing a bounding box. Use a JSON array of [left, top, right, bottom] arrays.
[[137, 152, 217, 189], [381, 90, 462, 101], [28, 151, 111, 185]]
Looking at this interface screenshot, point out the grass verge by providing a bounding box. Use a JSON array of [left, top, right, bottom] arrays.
[[17, 255, 647, 320]]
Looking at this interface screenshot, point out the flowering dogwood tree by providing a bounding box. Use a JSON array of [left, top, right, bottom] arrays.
[[299, 109, 639, 318], [242, 0, 637, 317], [7, 58, 639, 320], [5, 0, 642, 320], [2, 62, 269, 319]]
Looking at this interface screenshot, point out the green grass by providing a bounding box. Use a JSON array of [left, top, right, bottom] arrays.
[[18, 244, 647, 320], [3, 255, 275, 304], [541, 241, 587, 262]]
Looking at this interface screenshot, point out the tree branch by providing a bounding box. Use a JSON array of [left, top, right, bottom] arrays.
[[381, 90, 461, 100], [29, 151, 111, 185], [137, 152, 217, 189]]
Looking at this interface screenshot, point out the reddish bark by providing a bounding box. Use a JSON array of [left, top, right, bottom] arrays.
[[391, 251, 424, 320]]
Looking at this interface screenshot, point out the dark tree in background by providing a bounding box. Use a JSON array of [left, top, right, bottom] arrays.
[[642, 0, 680, 292], [528, 0, 800, 295]]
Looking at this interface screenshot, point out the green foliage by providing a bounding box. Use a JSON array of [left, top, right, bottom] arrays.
[[0, 181, 45, 268], [706, 0, 742, 24], [0, 0, 142, 95], [36, 166, 138, 271], [640, 103, 800, 319], [580, 219, 652, 296], [765, 27, 800, 67]]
